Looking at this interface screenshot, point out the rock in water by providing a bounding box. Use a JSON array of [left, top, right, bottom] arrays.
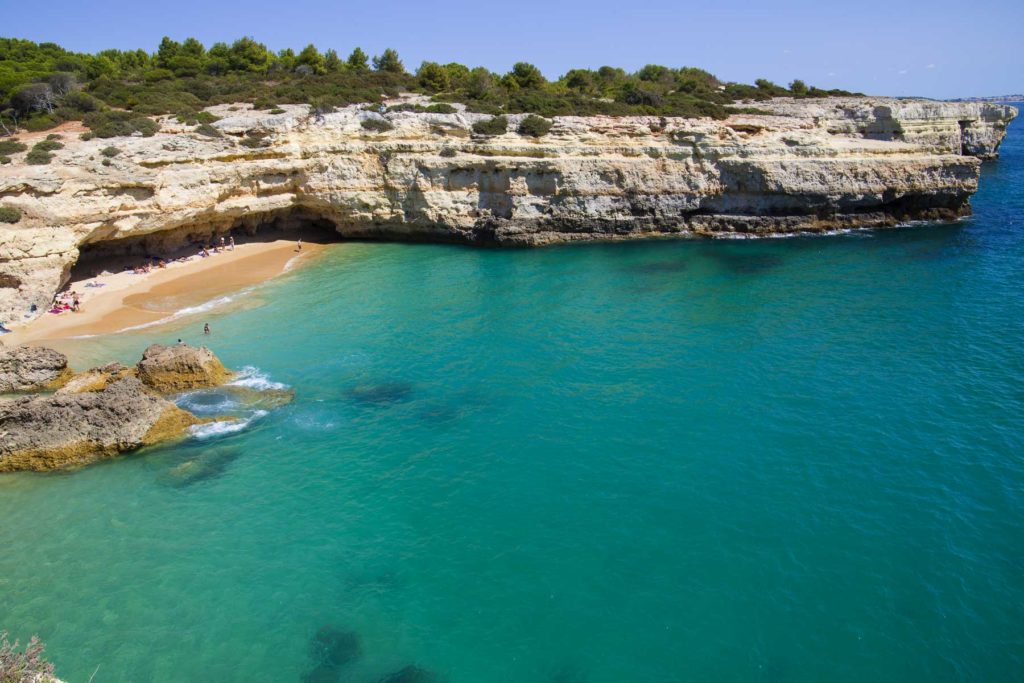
[[0, 345, 73, 393], [137, 343, 232, 393], [0, 376, 198, 472], [56, 362, 134, 394], [378, 665, 438, 683]]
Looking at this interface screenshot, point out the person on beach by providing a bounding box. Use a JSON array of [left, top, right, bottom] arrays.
[[296, 238, 302, 252], [204, 323, 210, 335], [72, 296, 80, 312], [229, 236, 235, 251]]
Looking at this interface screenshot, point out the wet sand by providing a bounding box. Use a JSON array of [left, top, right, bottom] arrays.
[[5, 239, 323, 346]]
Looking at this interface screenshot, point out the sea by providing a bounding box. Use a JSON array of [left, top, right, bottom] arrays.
[[1, 108, 1021, 682]]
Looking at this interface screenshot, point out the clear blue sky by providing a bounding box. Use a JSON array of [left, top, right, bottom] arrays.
[[6, 0, 1022, 99]]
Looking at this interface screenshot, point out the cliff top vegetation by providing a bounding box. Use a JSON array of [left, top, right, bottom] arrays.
[[0, 36, 858, 136]]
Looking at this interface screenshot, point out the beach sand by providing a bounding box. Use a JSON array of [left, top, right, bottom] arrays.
[[4, 238, 323, 346]]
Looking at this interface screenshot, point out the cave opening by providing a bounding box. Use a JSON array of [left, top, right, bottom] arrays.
[[67, 209, 342, 286]]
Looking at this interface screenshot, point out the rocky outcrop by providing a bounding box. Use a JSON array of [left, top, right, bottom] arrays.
[[0, 97, 1016, 323], [136, 343, 232, 393], [0, 344, 73, 392], [0, 376, 198, 472]]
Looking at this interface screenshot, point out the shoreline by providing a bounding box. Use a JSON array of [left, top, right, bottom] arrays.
[[3, 238, 324, 347]]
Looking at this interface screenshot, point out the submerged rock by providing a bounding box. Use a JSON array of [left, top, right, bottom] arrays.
[[378, 665, 438, 683], [346, 381, 414, 405], [162, 445, 245, 488], [137, 343, 232, 393], [302, 626, 361, 683], [0, 376, 198, 472], [0, 345, 73, 393]]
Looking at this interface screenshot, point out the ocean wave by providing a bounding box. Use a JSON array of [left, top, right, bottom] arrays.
[[189, 410, 268, 439], [228, 366, 290, 391], [113, 292, 242, 334]]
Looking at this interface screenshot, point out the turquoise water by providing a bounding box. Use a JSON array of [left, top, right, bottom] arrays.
[[3, 112, 1024, 682]]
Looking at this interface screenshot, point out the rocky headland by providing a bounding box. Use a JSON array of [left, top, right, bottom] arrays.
[[0, 96, 1017, 324], [0, 343, 281, 472]]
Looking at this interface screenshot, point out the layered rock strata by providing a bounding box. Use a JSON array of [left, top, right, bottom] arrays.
[[0, 344, 73, 392], [0, 97, 1016, 323]]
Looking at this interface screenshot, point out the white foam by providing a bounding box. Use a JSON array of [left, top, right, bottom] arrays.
[[189, 410, 268, 439], [228, 366, 290, 391], [113, 293, 241, 334]]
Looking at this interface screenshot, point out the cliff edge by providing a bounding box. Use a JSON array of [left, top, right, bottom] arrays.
[[0, 97, 1016, 323]]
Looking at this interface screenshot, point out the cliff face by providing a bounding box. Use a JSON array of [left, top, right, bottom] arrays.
[[0, 97, 1016, 323]]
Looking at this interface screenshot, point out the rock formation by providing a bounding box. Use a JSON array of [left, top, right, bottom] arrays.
[[0, 376, 198, 472], [0, 96, 1016, 323], [136, 343, 232, 393], [0, 343, 275, 472], [0, 344, 73, 392]]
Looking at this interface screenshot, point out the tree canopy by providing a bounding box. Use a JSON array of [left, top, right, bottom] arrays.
[[0, 35, 859, 135]]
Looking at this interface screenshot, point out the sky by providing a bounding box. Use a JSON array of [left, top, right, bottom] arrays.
[[5, 0, 1022, 99]]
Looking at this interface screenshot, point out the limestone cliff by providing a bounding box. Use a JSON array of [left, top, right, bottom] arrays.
[[0, 97, 1016, 323]]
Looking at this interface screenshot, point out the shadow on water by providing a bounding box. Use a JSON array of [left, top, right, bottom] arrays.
[[375, 665, 438, 683], [624, 259, 689, 274], [346, 381, 416, 406], [302, 626, 361, 683]]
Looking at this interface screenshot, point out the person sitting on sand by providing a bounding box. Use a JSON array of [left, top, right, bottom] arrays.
[[158, 260, 167, 268], [199, 248, 209, 258], [72, 296, 80, 312]]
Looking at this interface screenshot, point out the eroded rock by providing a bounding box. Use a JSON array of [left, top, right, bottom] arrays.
[[0, 345, 73, 393], [137, 343, 232, 393], [0, 376, 198, 472]]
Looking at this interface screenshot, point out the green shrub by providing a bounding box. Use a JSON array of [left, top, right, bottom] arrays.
[[0, 631, 55, 682], [80, 131, 95, 141], [196, 123, 222, 137], [240, 133, 269, 148], [102, 158, 112, 166], [25, 148, 53, 164], [83, 111, 160, 138], [100, 146, 120, 157], [269, 108, 286, 114], [360, 118, 394, 132], [45, 133, 62, 141], [0, 156, 10, 164], [33, 140, 64, 152], [517, 114, 553, 137], [22, 115, 61, 132], [425, 103, 457, 114], [472, 115, 508, 135], [0, 140, 28, 155], [0, 206, 21, 223]]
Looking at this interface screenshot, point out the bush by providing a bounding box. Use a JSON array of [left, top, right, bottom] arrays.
[[517, 114, 553, 137], [45, 133, 62, 141], [0, 156, 10, 164], [195, 123, 222, 137], [25, 148, 53, 164], [425, 103, 456, 114], [101, 146, 121, 157], [83, 110, 159, 138], [0, 140, 28, 155], [472, 115, 508, 136], [269, 108, 286, 114], [22, 115, 61, 132], [360, 118, 394, 132], [239, 132, 269, 148], [80, 131, 95, 141], [33, 140, 64, 152], [0, 631, 56, 682], [0, 206, 22, 223]]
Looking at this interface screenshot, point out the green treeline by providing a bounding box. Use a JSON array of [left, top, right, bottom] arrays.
[[0, 36, 858, 134]]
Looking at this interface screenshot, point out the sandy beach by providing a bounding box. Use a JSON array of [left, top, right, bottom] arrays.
[[4, 238, 323, 346]]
